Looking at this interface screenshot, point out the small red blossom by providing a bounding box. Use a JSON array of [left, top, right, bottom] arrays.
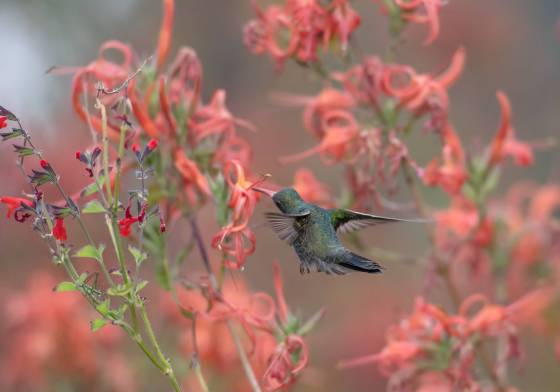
[[52, 217, 67, 242], [0, 115, 7, 129], [147, 138, 158, 151], [39, 159, 49, 169], [118, 203, 147, 237], [75, 151, 81, 160]]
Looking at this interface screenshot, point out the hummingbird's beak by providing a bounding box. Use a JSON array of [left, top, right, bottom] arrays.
[[252, 186, 276, 198]]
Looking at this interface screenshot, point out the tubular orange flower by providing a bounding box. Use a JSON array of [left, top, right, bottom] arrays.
[[330, 0, 361, 51], [382, 47, 466, 116], [128, 79, 161, 138], [211, 161, 265, 269], [263, 335, 309, 391], [190, 90, 255, 143], [280, 109, 361, 164], [489, 92, 533, 167], [71, 41, 132, 140], [158, 76, 177, 135], [156, 0, 175, 72], [174, 152, 211, 206], [395, 0, 445, 45], [423, 125, 467, 195], [293, 168, 331, 207]]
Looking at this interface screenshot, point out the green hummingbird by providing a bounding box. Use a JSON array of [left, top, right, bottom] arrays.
[[255, 187, 424, 275]]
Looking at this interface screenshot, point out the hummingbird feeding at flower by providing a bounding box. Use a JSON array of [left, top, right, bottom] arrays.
[[254, 187, 426, 275]]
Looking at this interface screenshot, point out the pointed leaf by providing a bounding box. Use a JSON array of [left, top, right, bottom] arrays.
[[74, 244, 105, 262], [82, 200, 105, 214], [54, 281, 77, 292], [91, 318, 108, 332], [128, 245, 147, 267]]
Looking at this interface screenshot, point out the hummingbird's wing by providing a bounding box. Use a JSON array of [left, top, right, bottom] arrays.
[[264, 211, 310, 245], [330, 209, 427, 235]]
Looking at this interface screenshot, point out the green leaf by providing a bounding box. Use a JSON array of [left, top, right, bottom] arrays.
[[135, 280, 149, 294], [82, 200, 105, 214], [91, 318, 108, 332], [54, 281, 77, 292], [74, 244, 105, 262], [128, 245, 147, 267], [81, 179, 103, 198], [96, 299, 110, 316]]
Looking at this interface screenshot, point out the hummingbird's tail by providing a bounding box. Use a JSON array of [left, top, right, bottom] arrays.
[[339, 252, 384, 274]]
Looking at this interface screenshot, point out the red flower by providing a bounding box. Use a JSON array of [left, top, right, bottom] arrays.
[[0, 115, 7, 129], [39, 159, 49, 169], [52, 217, 67, 242], [147, 138, 158, 151], [118, 203, 146, 237], [0, 196, 33, 220]]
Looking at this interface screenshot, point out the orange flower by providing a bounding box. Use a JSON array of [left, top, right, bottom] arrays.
[[190, 90, 255, 143], [174, 152, 211, 206], [302, 88, 355, 139], [488, 92, 533, 167], [2, 273, 134, 391], [423, 125, 467, 195], [71, 41, 132, 140], [263, 335, 309, 391], [382, 47, 465, 116], [212, 161, 264, 269], [395, 0, 445, 45], [280, 109, 361, 164], [293, 168, 331, 207], [156, 0, 175, 72]]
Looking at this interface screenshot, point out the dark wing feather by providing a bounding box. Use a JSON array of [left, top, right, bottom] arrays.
[[265, 211, 310, 244], [330, 209, 428, 235]]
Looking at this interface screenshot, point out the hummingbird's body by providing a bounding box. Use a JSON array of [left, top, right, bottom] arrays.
[[263, 188, 418, 275]]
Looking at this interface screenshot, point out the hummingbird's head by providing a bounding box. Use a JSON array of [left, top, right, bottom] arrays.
[[271, 188, 307, 214]]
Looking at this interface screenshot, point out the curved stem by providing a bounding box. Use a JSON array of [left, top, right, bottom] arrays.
[[189, 214, 262, 392]]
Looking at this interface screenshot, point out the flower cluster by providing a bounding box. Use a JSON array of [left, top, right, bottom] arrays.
[[0, 273, 135, 392], [163, 261, 322, 391], [244, 0, 361, 68]]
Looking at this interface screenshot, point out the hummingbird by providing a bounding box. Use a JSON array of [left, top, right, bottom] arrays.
[[254, 187, 425, 275]]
